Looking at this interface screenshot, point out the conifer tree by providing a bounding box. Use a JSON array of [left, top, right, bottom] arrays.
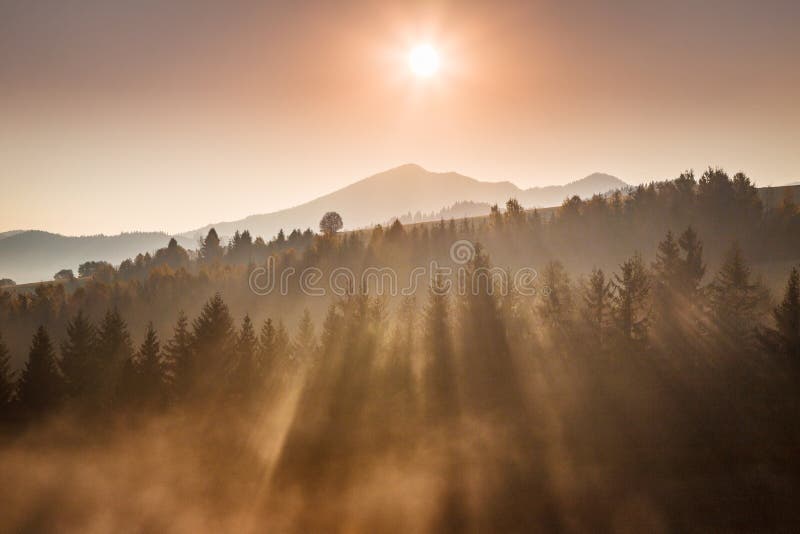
[[17, 326, 63, 414], [652, 231, 683, 341], [292, 309, 317, 365], [135, 322, 165, 403], [60, 310, 98, 399], [612, 253, 650, 344], [423, 277, 457, 422], [537, 260, 573, 332], [96, 308, 134, 403], [0, 331, 15, 412], [259, 317, 289, 378], [191, 293, 235, 390], [678, 226, 706, 297], [583, 268, 612, 347], [708, 243, 766, 350], [232, 314, 260, 395], [759, 267, 800, 369], [163, 311, 193, 398], [200, 228, 223, 263]]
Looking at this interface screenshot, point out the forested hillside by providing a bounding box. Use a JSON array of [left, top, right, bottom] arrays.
[[1, 167, 800, 531]]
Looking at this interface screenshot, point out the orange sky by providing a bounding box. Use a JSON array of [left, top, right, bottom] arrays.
[[2, 0, 799, 235]]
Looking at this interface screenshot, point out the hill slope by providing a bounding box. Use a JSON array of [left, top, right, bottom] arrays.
[[0, 231, 194, 284], [183, 164, 627, 240], [0, 165, 627, 284]]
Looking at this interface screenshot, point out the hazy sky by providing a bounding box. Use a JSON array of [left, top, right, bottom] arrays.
[[2, 0, 799, 235]]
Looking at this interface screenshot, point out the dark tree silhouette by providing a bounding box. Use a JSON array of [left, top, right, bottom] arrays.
[[60, 310, 98, 399], [0, 331, 15, 413], [17, 326, 63, 414], [163, 311, 193, 399], [709, 242, 766, 350], [131, 322, 165, 403], [191, 293, 234, 392], [759, 267, 800, 370], [583, 267, 613, 347], [292, 309, 317, 365], [200, 228, 223, 263], [612, 253, 650, 345], [96, 308, 134, 407], [232, 314, 259, 395]]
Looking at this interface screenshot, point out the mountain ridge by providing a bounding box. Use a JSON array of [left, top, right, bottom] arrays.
[[0, 165, 628, 284], [181, 164, 627, 240]]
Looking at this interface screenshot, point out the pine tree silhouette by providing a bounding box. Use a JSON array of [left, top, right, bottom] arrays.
[[17, 326, 63, 414], [0, 331, 15, 413], [60, 310, 98, 399], [759, 267, 800, 370], [163, 311, 193, 399], [612, 253, 650, 345]]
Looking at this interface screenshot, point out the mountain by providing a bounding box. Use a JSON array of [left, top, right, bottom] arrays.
[[0, 165, 627, 284], [0, 230, 25, 241], [0, 231, 194, 284], [183, 164, 628, 240]]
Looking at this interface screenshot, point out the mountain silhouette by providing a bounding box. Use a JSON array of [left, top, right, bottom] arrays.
[[182, 164, 628, 240], [0, 231, 194, 285], [0, 165, 627, 284]]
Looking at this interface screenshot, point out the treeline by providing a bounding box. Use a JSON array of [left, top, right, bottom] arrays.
[[1, 223, 798, 424], [1, 224, 800, 528]]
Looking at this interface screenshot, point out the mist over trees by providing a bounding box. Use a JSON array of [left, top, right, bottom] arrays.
[[1, 167, 800, 530]]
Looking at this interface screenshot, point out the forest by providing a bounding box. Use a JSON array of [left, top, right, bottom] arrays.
[[1, 167, 800, 532]]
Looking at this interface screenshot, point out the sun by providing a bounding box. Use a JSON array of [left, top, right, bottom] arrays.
[[408, 44, 440, 77]]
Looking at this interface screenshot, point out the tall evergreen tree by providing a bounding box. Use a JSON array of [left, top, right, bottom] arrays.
[[292, 309, 317, 365], [536, 260, 573, 333], [163, 311, 193, 398], [135, 322, 165, 403], [232, 314, 260, 395], [96, 308, 134, 405], [583, 268, 612, 348], [652, 231, 683, 342], [708, 243, 765, 350], [678, 226, 706, 298], [259, 317, 290, 379], [191, 293, 235, 391], [200, 228, 223, 263], [612, 253, 651, 345], [60, 310, 98, 399], [423, 277, 458, 422], [759, 268, 800, 368], [17, 326, 63, 414], [0, 331, 15, 413]]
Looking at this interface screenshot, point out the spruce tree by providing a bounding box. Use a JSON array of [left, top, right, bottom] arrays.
[[232, 314, 259, 395], [759, 267, 800, 367], [708, 243, 765, 350], [652, 231, 683, 342], [17, 326, 63, 414], [583, 268, 612, 348], [60, 310, 98, 399], [423, 277, 457, 422], [0, 331, 15, 412], [200, 228, 223, 263], [135, 322, 165, 403], [612, 253, 651, 345], [96, 308, 134, 405], [292, 309, 317, 365], [259, 318, 287, 378], [536, 260, 573, 332], [191, 293, 235, 391], [678, 226, 706, 298], [163, 311, 193, 397]]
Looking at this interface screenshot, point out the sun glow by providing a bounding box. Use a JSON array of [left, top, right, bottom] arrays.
[[408, 44, 440, 77]]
